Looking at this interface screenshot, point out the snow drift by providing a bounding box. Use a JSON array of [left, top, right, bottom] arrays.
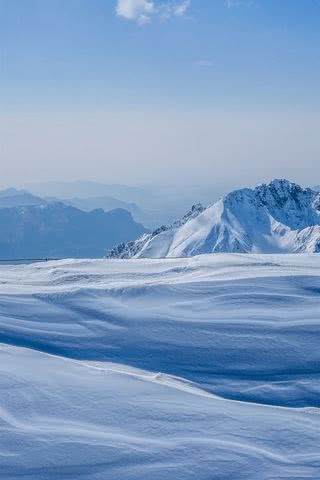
[[1, 254, 320, 478], [1, 254, 320, 407], [1, 344, 320, 480]]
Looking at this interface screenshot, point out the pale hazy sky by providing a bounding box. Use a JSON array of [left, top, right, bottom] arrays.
[[1, 0, 319, 189]]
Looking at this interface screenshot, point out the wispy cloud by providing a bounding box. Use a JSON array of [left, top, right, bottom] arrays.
[[225, 0, 253, 7], [196, 60, 213, 68], [170, 0, 190, 16], [116, 0, 191, 24]]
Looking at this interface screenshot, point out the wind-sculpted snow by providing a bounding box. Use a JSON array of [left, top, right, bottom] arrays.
[[1, 254, 320, 478], [1, 344, 320, 480], [1, 254, 320, 407]]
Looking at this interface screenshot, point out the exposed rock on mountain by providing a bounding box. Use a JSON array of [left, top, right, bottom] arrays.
[[109, 180, 320, 258]]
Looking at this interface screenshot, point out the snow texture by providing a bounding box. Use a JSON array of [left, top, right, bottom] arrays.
[[1, 254, 320, 478]]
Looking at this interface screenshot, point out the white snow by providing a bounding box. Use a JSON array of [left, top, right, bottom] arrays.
[[110, 179, 320, 258], [1, 254, 320, 478]]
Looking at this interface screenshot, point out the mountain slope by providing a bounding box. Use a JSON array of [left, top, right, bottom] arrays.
[[0, 203, 146, 259], [110, 179, 320, 258]]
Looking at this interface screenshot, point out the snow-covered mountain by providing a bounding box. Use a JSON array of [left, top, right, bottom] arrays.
[[109, 179, 320, 258]]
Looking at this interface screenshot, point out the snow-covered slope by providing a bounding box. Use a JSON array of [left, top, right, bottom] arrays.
[[109, 179, 320, 258], [1, 254, 320, 478], [1, 254, 320, 408], [2, 344, 320, 480]]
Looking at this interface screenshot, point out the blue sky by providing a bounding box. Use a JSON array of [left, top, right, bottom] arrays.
[[2, 0, 320, 110], [1, 0, 320, 188]]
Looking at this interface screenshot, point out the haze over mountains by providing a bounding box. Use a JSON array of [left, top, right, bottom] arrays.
[[1, 179, 320, 260], [0, 188, 46, 208], [25, 181, 222, 228], [0, 197, 146, 259]]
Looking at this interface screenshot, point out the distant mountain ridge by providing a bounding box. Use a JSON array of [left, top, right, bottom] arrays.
[[63, 196, 145, 224], [0, 202, 146, 259], [0, 188, 46, 208], [25, 181, 223, 228], [109, 179, 320, 258]]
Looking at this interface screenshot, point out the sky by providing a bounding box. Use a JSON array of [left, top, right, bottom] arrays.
[[1, 0, 320, 190]]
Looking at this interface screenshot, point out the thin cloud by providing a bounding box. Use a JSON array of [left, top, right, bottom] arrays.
[[196, 60, 213, 68], [172, 0, 190, 16], [225, 0, 253, 7], [116, 0, 191, 24]]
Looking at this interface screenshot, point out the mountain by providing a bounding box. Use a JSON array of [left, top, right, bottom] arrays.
[[26, 181, 223, 228], [109, 179, 320, 258], [64, 196, 190, 229], [0, 203, 146, 259], [63, 196, 145, 222], [0, 188, 46, 208], [109, 203, 205, 258]]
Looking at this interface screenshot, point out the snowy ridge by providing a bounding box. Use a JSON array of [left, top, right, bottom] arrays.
[[109, 179, 320, 258], [108, 203, 205, 258]]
